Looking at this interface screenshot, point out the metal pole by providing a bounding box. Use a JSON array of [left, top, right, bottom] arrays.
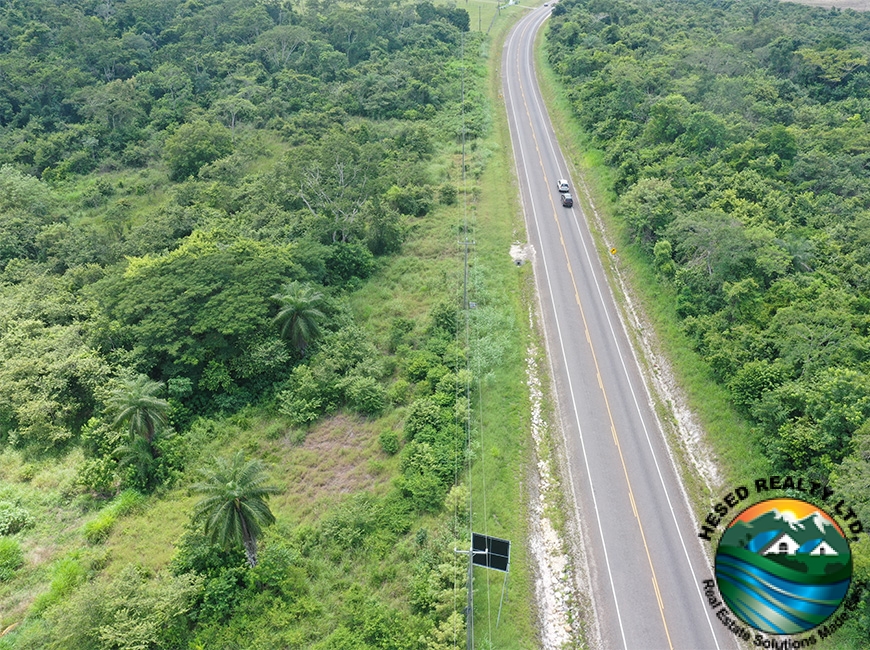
[[467, 553, 474, 650], [496, 569, 509, 628]]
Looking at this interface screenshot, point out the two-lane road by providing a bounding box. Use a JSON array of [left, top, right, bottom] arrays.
[[503, 6, 736, 649]]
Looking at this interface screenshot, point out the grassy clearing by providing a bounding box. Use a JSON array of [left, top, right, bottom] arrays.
[[102, 495, 194, 575], [533, 33, 771, 501]]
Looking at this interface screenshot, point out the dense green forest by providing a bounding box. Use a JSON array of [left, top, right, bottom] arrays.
[[0, 0, 504, 647], [547, 0, 870, 642]]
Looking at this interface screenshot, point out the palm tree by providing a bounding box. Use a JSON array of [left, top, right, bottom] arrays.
[[115, 434, 156, 491], [272, 281, 325, 354], [191, 453, 280, 567], [106, 374, 169, 444]]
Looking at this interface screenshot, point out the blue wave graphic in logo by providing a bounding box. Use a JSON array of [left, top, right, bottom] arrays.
[[715, 551, 850, 634]]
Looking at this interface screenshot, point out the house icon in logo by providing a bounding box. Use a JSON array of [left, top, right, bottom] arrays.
[[809, 541, 838, 556], [760, 532, 840, 557], [762, 532, 800, 556]]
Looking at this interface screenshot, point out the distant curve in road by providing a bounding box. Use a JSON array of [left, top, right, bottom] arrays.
[[502, 5, 737, 649]]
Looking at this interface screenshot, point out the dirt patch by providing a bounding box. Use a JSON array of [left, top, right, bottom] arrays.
[[274, 415, 389, 519], [23, 543, 56, 567]]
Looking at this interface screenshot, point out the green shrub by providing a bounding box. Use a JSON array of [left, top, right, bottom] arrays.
[[442, 342, 467, 371], [379, 430, 400, 455], [387, 317, 415, 352], [405, 351, 439, 383], [444, 484, 470, 535], [18, 463, 35, 482], [728, 360, 788, 413], [320, 494, 382, 551], [444, 484, 469, 519], [427, 612, 466, 650], [79, 417, 120, 458], [399, 442, 449, 513], [0, 502, 33, 536], [197, 566, 248, 624], [410, 548, 466, 618], [169, 528, 246, 579], [0, 538, 23, 581], [387, 378, 411, 405], [398, 471, 445, 513], [345, 376, 386, 416], [433, 373, 459, 406], [429, 300, 458, 336], [438, 183, 457, 205], [365, 204, 404, 256], [250, 532, 306, 598], [404, 397, 443, 442], [28, 564, 203, 649], [324, 242, 375, 285], [277, 365, 325, 426], [83, 512, 117, 544], [384, 184, 434, 217], [426, 365, 450, 393], [164, 120, 233, 181], [75, 457, 118, 497]]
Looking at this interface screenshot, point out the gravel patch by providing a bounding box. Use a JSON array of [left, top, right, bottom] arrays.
[[526, 311, 588, 650]]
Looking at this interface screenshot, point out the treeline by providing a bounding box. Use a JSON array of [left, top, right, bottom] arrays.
[[548, 0, 870, 641], [0, 0, 488, 646], [0, 0, 476, 176]]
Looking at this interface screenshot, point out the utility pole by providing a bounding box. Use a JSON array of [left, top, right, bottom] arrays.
[[467, 552, 474, 650]]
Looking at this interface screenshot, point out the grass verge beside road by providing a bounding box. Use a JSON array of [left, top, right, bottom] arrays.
[[460, 3, 541, 648]]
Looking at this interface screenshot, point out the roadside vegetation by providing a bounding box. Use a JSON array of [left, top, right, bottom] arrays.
[[545, 0, 870, 645], [0, 0, 540, 647]]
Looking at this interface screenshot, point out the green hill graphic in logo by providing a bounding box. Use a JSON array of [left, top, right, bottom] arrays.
[[714, 497, 852, 635]]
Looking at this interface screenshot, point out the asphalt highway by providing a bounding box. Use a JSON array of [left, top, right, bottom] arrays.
[[502, 5, 738, 649]]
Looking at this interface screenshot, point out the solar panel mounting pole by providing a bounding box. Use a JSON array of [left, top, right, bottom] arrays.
[[455, 546, 487, 650], [467, 547, 474, 650], [496, 568, 509, 627]]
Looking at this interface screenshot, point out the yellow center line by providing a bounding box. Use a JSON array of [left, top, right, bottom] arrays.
[[514, 23, 674, 650]]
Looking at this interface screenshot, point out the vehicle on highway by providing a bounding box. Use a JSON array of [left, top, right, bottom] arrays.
[[557, 179, 569, 192], [561, 193, 573, 207]]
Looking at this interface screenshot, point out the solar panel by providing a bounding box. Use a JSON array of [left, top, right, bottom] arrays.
[[471, 533, 511, 572]]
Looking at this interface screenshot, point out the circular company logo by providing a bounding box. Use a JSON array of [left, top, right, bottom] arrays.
[[714, 498, 853, 635]]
